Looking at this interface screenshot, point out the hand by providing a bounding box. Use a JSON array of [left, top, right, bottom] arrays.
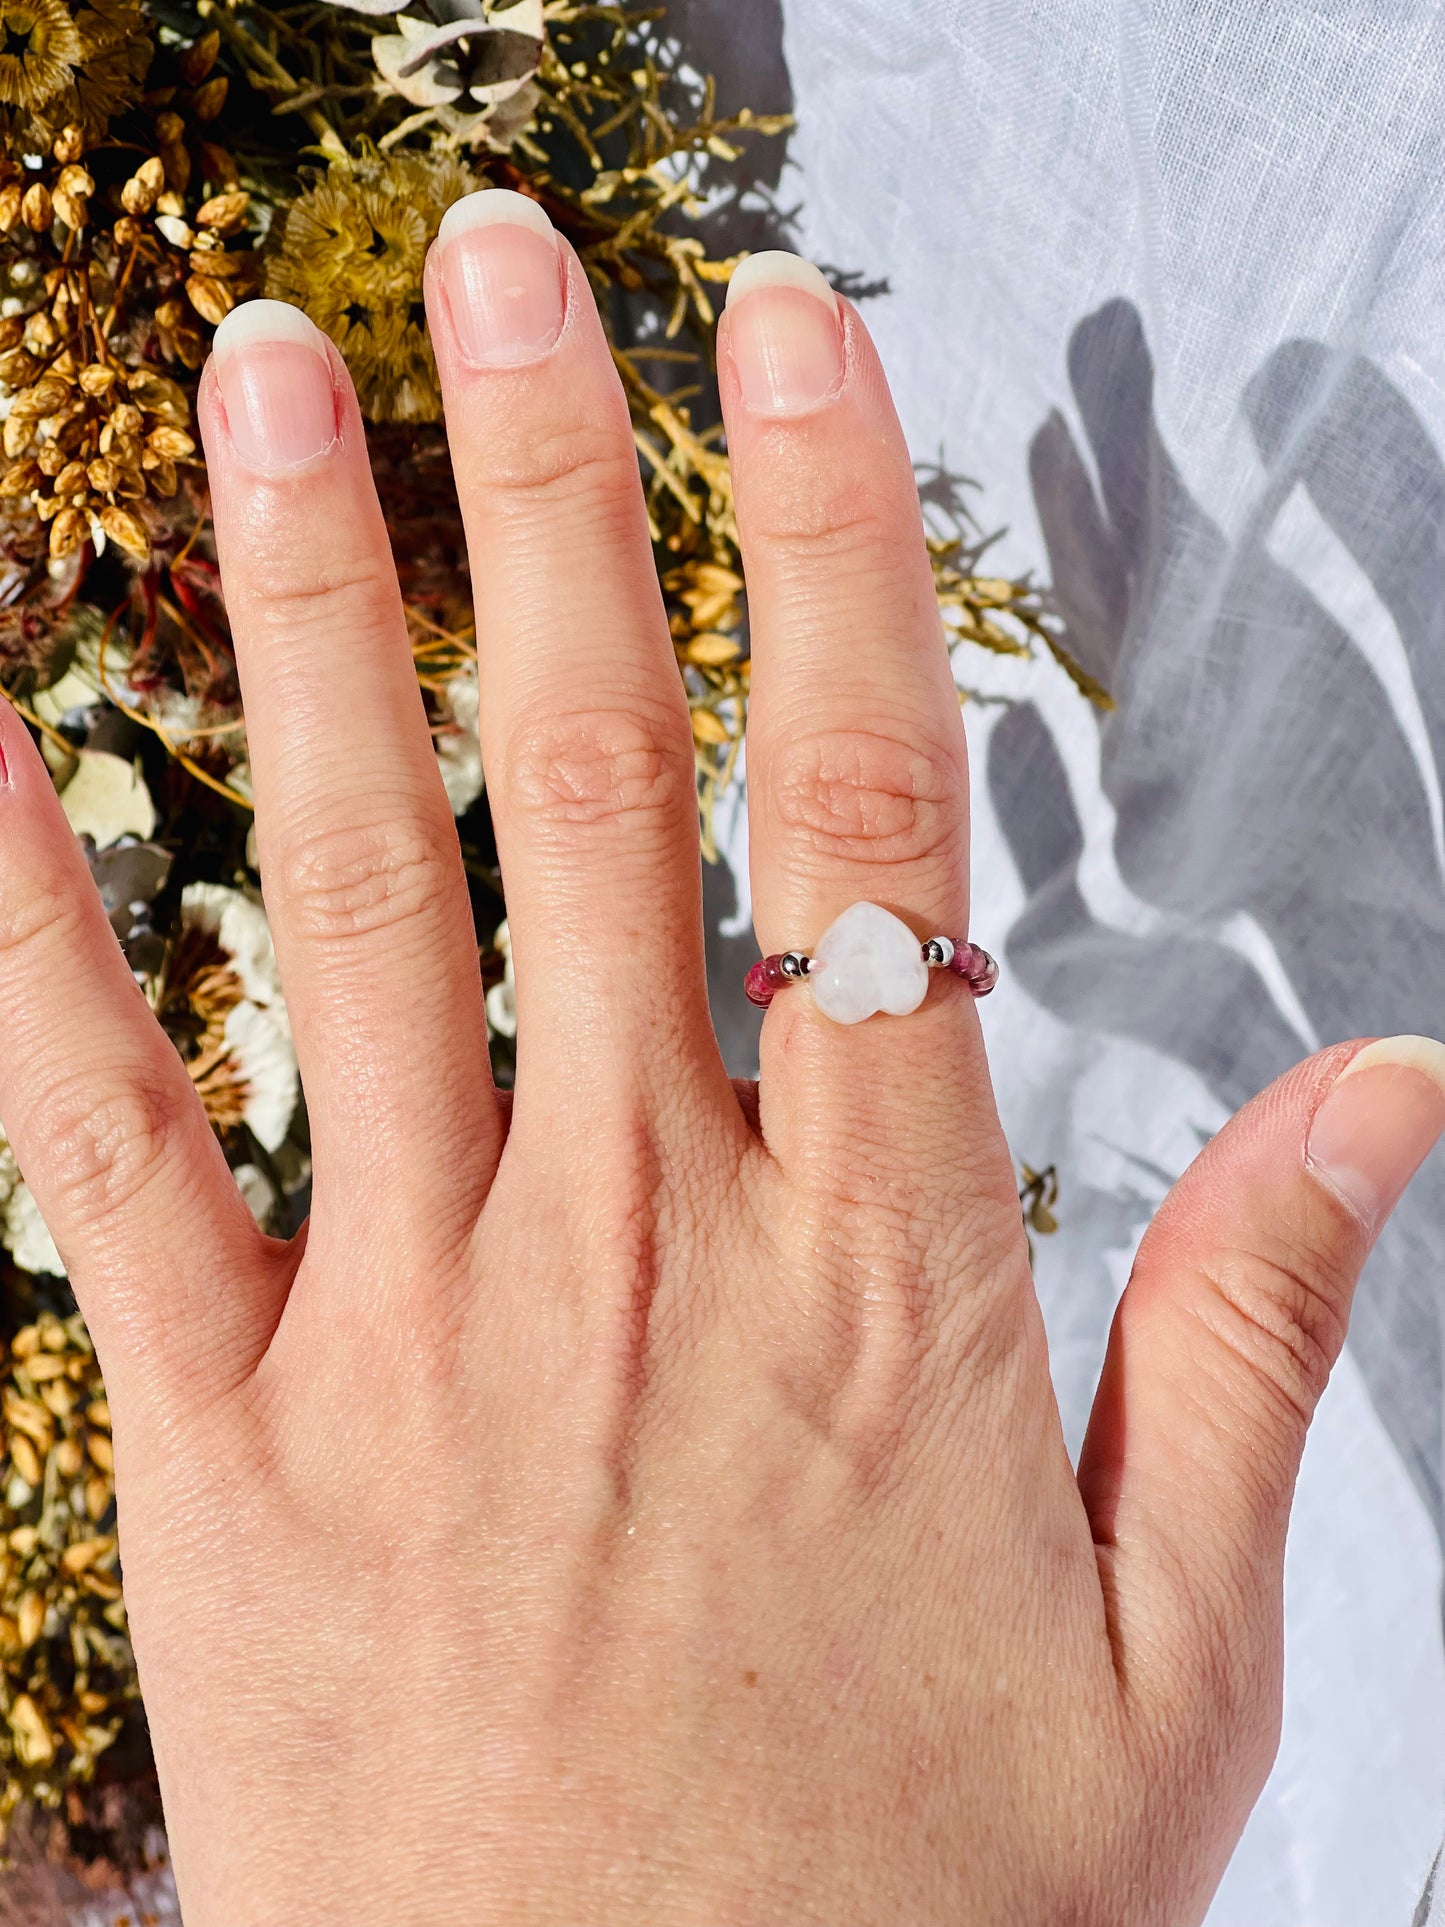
[[0, 192, 1440, 1927]]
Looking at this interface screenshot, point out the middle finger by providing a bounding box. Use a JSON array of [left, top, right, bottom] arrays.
[[424, 191, 731, 1131]]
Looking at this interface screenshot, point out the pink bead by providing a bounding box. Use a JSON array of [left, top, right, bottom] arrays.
[[745, 955, 789, 1008], [948, 943, 999, 996]]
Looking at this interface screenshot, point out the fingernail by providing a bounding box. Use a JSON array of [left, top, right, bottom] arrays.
[[724, 251, 844, 416], [1306, 1035, 1445, 1234], [437, 189, 564, 368], [212, 301, 336, 472]]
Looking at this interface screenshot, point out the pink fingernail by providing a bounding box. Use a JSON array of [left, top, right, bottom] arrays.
[[212, 301, 337, 472], [1306, 1035, 1445, 1234], [723, 252, 844, 416], [436, 189, 565, 368]]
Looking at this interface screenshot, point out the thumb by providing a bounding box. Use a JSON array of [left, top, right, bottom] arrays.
[[1077, 1036, 1445, 1799]]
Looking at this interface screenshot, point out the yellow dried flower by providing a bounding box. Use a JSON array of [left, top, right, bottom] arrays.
[[0, 0, 149, 151], [267, 150, 478, 423]]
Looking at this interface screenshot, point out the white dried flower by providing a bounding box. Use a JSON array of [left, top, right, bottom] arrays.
[[485, 918, 515, 1039], [435, 660, 483, 815]]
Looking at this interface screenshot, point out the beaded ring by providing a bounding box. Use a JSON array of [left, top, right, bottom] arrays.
[[744, 901, 998, 1026]]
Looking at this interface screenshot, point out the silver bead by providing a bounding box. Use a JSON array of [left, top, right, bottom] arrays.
[[922, 936, 955, 968]]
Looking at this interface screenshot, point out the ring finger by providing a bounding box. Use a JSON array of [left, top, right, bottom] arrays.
[[718, 256, 1019, 1224]]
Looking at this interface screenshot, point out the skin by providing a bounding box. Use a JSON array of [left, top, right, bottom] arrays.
[[0, 232, 1410, 1924]]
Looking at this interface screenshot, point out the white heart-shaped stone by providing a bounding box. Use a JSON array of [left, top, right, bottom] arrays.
[[809, 902, 929, 1025]]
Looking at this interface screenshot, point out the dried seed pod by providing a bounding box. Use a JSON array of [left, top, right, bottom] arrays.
[[8, 1525, 37, 1554], [185, 274, 235, 326], [0, 348, 38, 388], [180, 26, 221, 82], [5, 1390, 51, 1442], [33, 492, 62, 523], [10, 1693, 55, 1767], [81, 1569, 121, 1600], [120, 156, 165, 216], [145, 455, 178, 497], [147, 423, 195, 460], [49, 504, 86, 558], [10, 376, 69, 420], [21, 182, 52, 232], [108, 401, 144, 436], [4, 417, 33, 461], [112, 213, 142, 248], [125, 372, 186, 418], [0, 181, 21, 234], [57, 164, 93, 199], [99, 504, 149, 560], [85, 1430, 113, 1474], [9, 1432, 42, 1487], [40, 1379, 76, 1418], [53, 189, 86, 231], [690, 708, 730, 747], [78, 362, 117, 398], [0, 460, 40, 498], [17, 1590, 45, 1649], [87, 1399, 110, 1431], [52, 459, 88, 497], [36, 441, 64, 476], [195, 189, 248, 233], [52, 123, 84, 165], [682, 631, 741, 665], [54, 1436, 84, 1478], [155, 213, 195, 250], [24, 1353, 69, 1384], [59, 1535, 113, 1576], [87, 455, 120, 493], [189, 248, 252, 281], [37, 1315, 65, 1352], [22, 311, 57, 353], [0, 314, 23, 351], [191, 75, 228, 120], [84, 1476, 110, 1523], [154, 115, 185, 150]]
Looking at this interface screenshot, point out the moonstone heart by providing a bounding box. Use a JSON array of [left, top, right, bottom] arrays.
[[809, 902, 929, 1025]]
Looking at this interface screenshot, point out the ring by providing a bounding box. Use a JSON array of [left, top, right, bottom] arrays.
[[744, 901, 999, 1026]]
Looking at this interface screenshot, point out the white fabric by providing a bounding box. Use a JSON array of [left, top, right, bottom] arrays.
[[760, 1, 1445, 1917]]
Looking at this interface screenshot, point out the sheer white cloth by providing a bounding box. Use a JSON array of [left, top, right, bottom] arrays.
[[742, 2, 1445, 1918]]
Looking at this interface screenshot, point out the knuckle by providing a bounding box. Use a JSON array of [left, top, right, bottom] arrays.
[[31, 1070, 192, 1234], [473, 418, 640, 517], [250, 548, 401, 647], [1191, 1232, 1352, 1428], [746, 454, 899, 563], [765, 725, 965, 871], [505, 705, 692, 838], [0, 878, 89, 971], [274, 814, 454, 947]]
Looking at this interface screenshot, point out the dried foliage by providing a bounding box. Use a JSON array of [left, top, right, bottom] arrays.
[[0, 0, 1093, 1868]]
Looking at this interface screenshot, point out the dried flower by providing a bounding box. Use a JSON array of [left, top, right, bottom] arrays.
[[485, 919, 515, 1039], [267, 150, 476, 423], [0, 1308, 132, 1830], [157, 884, 298, 1152], [363, 0, 543, 144], [0, 0, 150, 152], [433, 660, 482, 815]]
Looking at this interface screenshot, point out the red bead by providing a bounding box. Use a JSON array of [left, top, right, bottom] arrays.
[[745, 955, 789, 1008]]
